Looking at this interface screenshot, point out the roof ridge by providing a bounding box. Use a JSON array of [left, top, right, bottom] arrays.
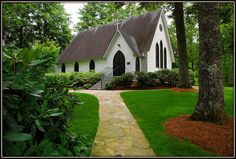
[[76, 8, 162, 35]]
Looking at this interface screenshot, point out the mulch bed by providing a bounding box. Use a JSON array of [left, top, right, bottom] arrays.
[[112, 86, 199, 93], [113, 85, 174, 90], [170, 87, 198, 93], [164, 114, 234, 156]]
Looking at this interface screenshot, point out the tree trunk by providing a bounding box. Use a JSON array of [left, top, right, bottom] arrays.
[[173, 3, 192, 88], [190, 3, 227, 124]]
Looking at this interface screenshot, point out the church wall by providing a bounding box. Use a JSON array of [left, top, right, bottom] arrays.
[[105, 31, 139, 75], [147, 12, 173, 72]]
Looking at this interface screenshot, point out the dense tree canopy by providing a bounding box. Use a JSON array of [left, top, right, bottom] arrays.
[[75, 2, 142, 32], [3, 2, 72, 48]]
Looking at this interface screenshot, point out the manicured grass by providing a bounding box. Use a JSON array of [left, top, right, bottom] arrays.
[[67, 93, 99, 155], [120, 87, 233, 157]]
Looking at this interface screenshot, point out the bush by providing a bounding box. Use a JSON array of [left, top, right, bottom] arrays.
[[155, 69, 178, 86], [45, 72, 104, 89], [105, 82, 115, 90], [135, 72, 160, 88], [155, 69, 195, 86], [111, 73, 134, 87], [2, 46, 91, 156], [83, 83, 92, 89]]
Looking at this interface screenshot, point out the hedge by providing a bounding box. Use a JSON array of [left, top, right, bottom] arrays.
[[45, 72, 104, 89]]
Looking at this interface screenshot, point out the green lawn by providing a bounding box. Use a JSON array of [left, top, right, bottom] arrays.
[[120, 87, 234, 157], [67, 93, 99, 155]]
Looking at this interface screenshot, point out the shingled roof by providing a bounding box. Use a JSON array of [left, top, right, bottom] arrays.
[[57, 9, 162, 64]]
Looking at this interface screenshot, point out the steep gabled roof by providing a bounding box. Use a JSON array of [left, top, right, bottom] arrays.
[[57, 9, 162, 64]]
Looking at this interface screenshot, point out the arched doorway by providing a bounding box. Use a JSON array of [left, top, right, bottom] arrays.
[[113, 51, 125, 76], [135, 57, 140, 72], [89, 60, 95, 71]]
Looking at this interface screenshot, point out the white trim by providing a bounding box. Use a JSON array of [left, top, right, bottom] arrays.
[[161, 11, 175, 63], [103, 30, 137, 58], [103, 31, 119, 58]]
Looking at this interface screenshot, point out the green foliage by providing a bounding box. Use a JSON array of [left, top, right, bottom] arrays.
[[219, 3, 234, 86], [121, 87, 233, 156], [106, 69, 195, 89], [3, 47, 93, 156], [45, 72, 104, 89], [156, 69, 195, 86], [76, 2, 143, 32], [155, 69, 177, 86], [3, 40, 59, 74], [83, 84, 92, 89], [105, 82, 115, 90], [67, 93, 100, 156], [2, 2, 72, 48], [110, 72, 135, 87], [135, 72, 160, 88]]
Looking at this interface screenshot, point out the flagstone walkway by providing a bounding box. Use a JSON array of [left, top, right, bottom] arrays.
[[78, 90, 155, 157]]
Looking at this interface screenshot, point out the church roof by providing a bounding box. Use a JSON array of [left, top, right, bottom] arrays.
[[57, 9, 162, 64]]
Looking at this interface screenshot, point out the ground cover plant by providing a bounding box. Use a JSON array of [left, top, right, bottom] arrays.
[[120, 87, 233, 156]]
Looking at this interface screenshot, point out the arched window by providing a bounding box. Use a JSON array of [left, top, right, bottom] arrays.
[[164, 48, 167, 68], [160, 40, 163, 69], [156, 43, 159, 68], [74, 62, 79, 72], [61, 63, 65, 73], [89, 60, 95, 71], [135, 57, 140, 72]]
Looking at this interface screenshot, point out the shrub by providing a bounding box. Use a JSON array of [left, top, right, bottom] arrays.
[[2, 47, 90, 156], [155, 69, 195, 86], [45, 72, 104, 89], [155, 69, 178, 86], [105, 82, 115, 90], [135, 72, 160, 88], [111, 73, 134, 86], [83, 83, 92, 89], [171, 68, 195, 86]]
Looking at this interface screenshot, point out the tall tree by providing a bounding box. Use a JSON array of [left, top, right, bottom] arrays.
[[76, 2, 142, 33], [173, 2, 192, 88], [2, 2, 72, 48], [190, 3, 226, 124]]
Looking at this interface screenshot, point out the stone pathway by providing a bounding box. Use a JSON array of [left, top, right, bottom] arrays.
[[78, 90, 155, 157]]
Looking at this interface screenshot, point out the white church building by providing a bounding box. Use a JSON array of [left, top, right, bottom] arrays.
[[56, 9, 175, 76]]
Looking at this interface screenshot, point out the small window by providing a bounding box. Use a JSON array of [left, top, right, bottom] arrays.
[[159, 24, 162, 32], [74, 62, 79, 72], [61, 63, 65, 73], [89, 60, 95, 71]]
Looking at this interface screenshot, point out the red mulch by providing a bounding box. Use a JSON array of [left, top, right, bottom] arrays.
[[170, 87, 198, 93], [112, 86, 199, 92], [113, 85, 174, 90], [164, 115, 234, 156]]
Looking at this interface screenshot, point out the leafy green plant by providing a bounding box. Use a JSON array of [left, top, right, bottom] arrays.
[[2, 46, 91, 156], [111, 72, 134, 87], [83, 83, 92, 89], [105, 82, 115, 90], [45, 72, 104, 89], [135, 72, 160, 88]]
